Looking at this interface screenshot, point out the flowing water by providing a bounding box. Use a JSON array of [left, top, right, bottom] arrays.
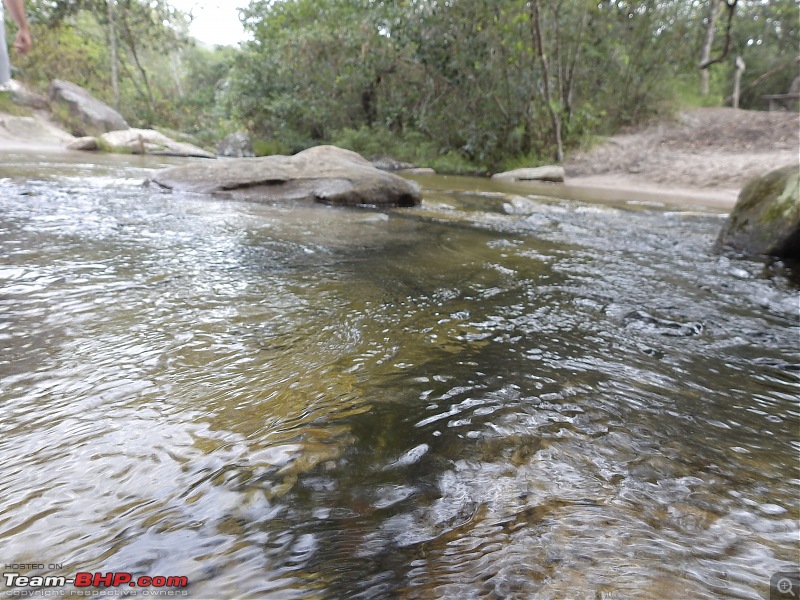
[[0, 151, 798, 599]]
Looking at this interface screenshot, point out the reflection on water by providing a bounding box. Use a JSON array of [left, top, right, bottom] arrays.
[[1, 152, 798, 599]]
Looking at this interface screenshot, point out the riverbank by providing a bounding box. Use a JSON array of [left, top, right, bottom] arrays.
[[565, 107, 799, 209], [2, 106, 797, 211]]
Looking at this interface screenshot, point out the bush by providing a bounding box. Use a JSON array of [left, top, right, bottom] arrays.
[[0, 92, 32, 117], [328, 126, 485, 175], [252, 139, 292, 157], [427, 150, 485, 176]]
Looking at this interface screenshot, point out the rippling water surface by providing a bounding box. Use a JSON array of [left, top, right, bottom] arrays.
[[1, 151, 798, 599]]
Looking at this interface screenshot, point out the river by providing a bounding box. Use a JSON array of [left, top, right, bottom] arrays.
[[1, 151, 798, 599]]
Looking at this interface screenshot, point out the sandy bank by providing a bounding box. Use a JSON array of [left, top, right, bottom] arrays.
[[565, 107, 799, 210]]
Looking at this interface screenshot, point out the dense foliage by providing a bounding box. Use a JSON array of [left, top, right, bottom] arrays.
[[227, 0, 799, 170], [11, 0, 237, 142], [7, 0, 799, 170]]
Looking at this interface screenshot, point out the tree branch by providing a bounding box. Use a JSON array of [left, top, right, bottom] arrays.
[[700, 0, 738, 70], [722, 55, 800, 103]]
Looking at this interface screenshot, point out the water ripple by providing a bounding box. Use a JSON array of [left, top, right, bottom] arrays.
[[0, 155, 797, 598]]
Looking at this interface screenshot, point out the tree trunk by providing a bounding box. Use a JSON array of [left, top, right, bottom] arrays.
[[732, 55, 745, 109], [699, 0, 722, 96], [171, 52, 184, 99], [700, 0, 739, 71], [529, 0, 563, 163], [107, 0, 120, 110], [119, 24, 154, 109], [564, 3, 589, 123]]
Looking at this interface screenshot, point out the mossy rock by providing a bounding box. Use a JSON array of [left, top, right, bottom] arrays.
[[714, 164, 800, 259]]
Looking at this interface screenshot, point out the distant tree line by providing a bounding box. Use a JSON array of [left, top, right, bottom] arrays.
[[12, 0, 237, 143], [8, 0, 799, 171]]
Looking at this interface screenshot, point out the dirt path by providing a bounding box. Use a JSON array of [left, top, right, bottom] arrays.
[[565, 107, 799, 208]]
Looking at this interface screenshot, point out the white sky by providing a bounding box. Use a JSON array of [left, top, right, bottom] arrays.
[[168, 1, 250, 47]]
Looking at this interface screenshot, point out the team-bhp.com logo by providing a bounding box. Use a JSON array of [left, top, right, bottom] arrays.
[[3, 571, 188, 594]]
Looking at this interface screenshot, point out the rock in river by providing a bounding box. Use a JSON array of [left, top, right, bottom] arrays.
[[100, 129, 215, 158], [491, 166, 565, 183], [148, 145, 422, 208], [714, 163, 800, 259]]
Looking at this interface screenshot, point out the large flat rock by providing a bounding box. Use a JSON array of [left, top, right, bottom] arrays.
[[148, 145, 422, 207]]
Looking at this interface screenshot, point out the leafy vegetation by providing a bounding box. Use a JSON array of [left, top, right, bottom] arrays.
[[0, 91, 32, 116], [6, 0, 799, 170]]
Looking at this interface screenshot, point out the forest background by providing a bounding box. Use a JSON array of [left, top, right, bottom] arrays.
[[5, 0, 799, 174]]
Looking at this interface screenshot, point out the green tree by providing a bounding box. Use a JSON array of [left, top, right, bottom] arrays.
[[10, 1, 247, 144]]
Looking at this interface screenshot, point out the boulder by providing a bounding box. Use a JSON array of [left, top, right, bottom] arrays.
[[99, 128, 215, 158], [714, 163, 800, 259], [148, 145, 422, 208], [49, 79, 129, 137], [217, 131, 254, 157], [67, 136, 99, 151], [491, 166, 565, 183]]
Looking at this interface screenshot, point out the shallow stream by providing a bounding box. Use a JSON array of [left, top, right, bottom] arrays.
[[1, 152, 798, 599]]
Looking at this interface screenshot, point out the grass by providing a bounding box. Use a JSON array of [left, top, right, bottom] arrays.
[[0, 91, 33, 117], [252, 138, 292, 157]]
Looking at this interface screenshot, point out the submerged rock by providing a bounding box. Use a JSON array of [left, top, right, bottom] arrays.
[[49, 79, 129, 137], [148, 145, 422, 208], [492, 166, 565, 183], [714, 163, 800, 259]]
